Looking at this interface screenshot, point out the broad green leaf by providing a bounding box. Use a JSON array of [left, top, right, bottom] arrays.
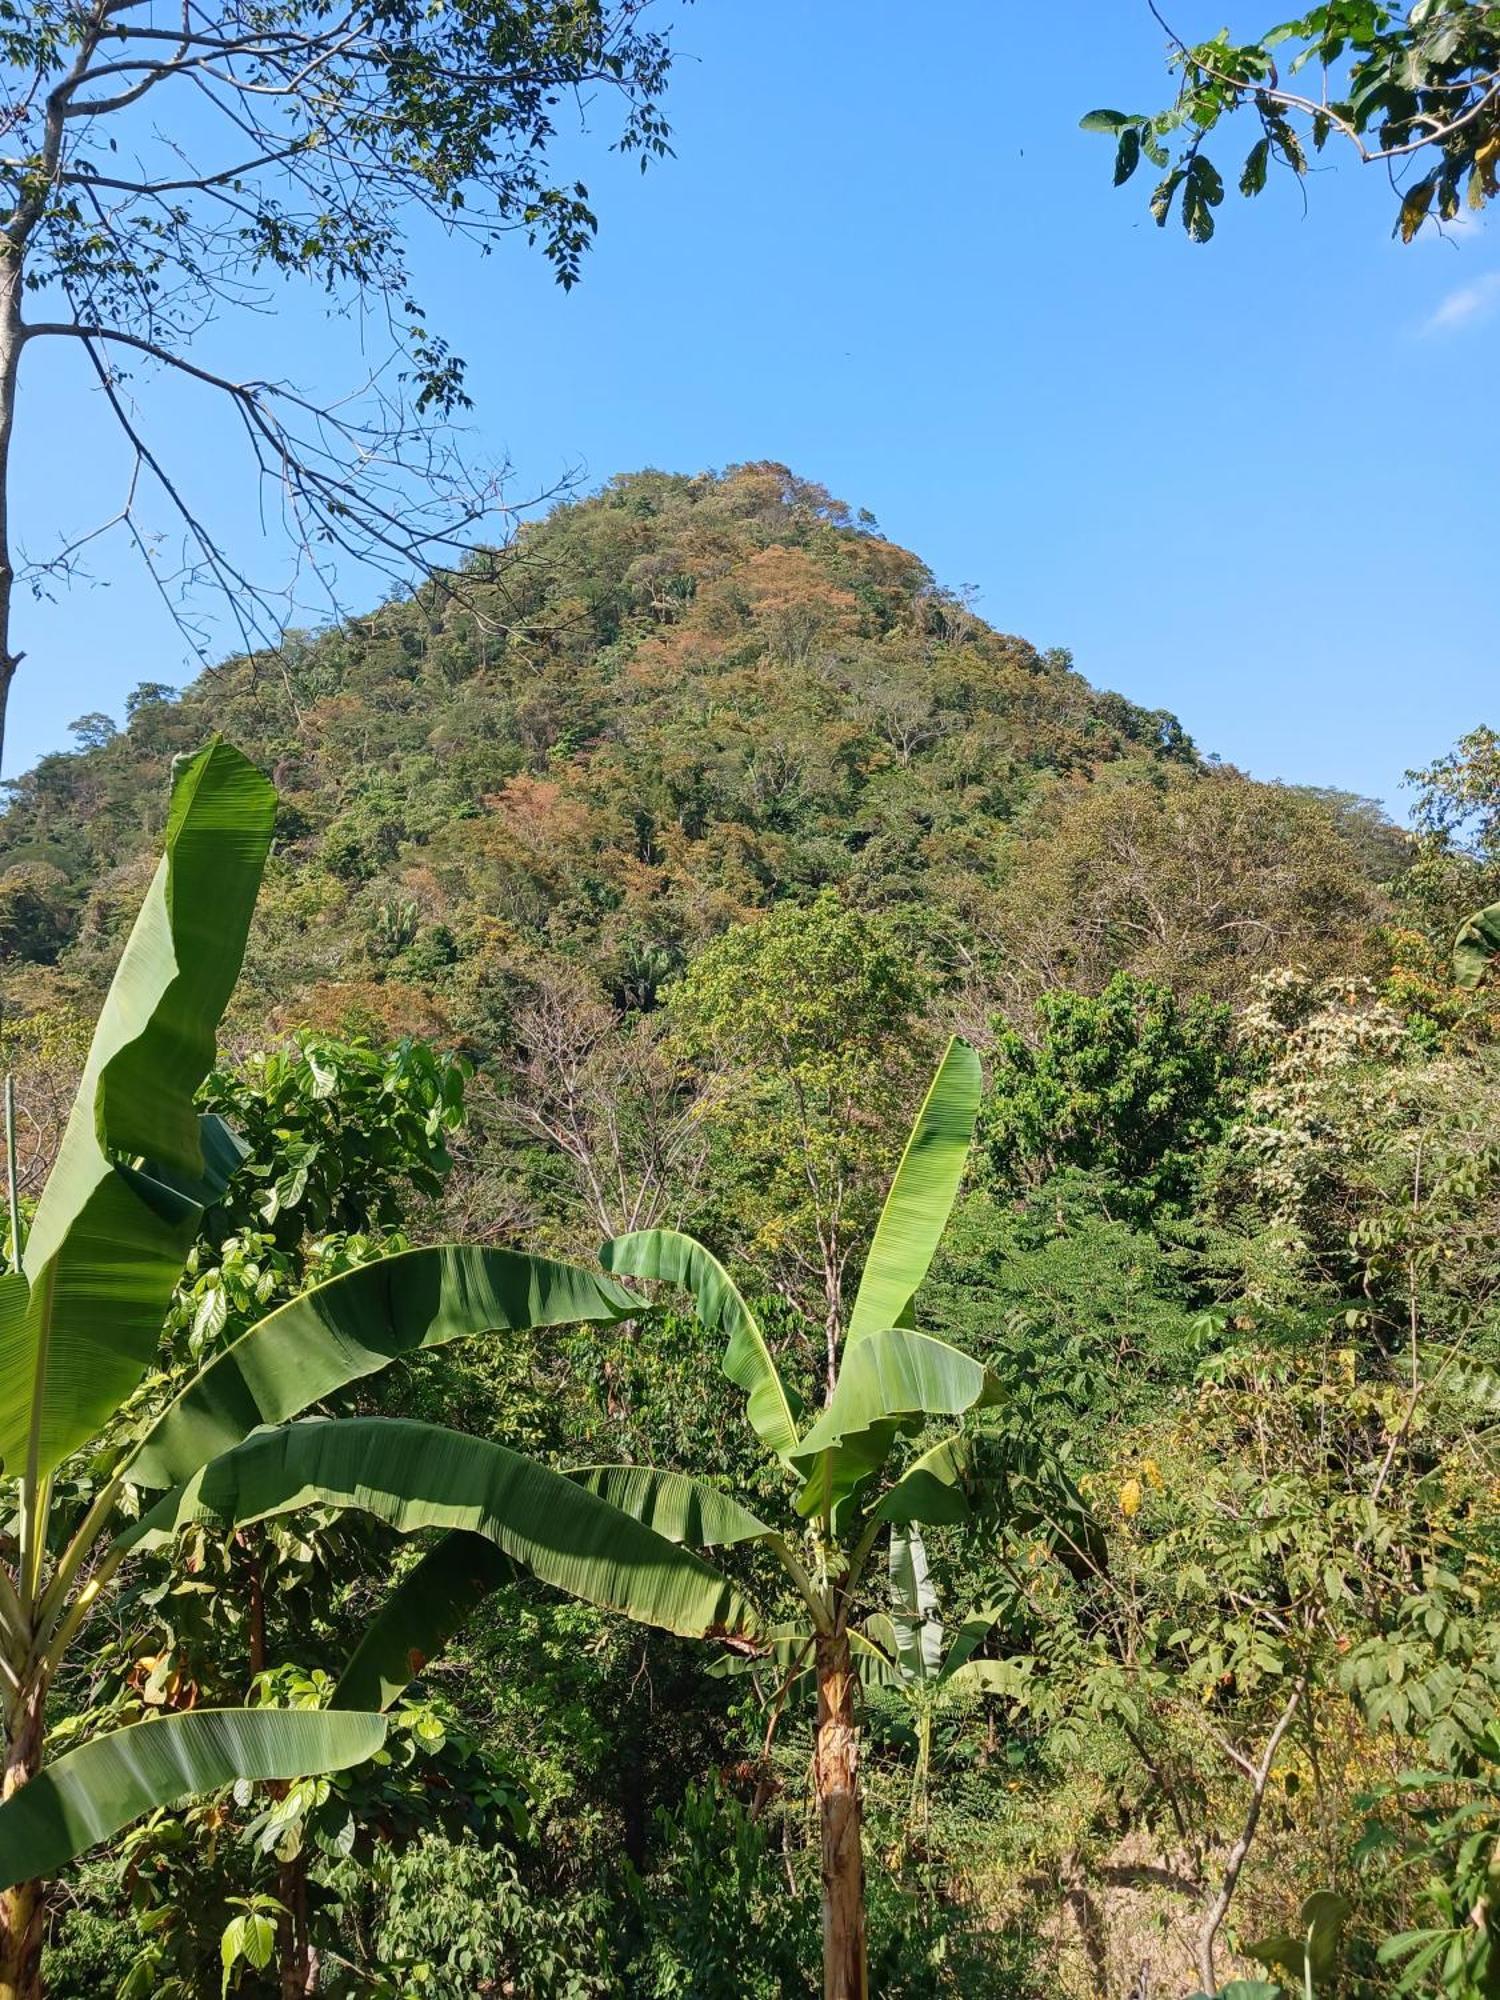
[[569, 1465, 773, 1548], [849, 1624, 906, 1690], [872, 1434, 973, 1526], [941, 1606, 1005, 1679], [600, 1228, 801, 1465], [0, 1707, 383, 1891], [126, 1418, 763, 1645], [128, 1246, 643, 1490], [791, 1328, 1002, 1523], [1248, 1890, 1351, 1983], [1080, 108, 1137, 132], [0, 742, 275, 1479], [335, 1531, 513, 1712], [1454, 902, 1500, 989], [889, 1526, 943, 1681], [945, 1657, 1030, 1701], [1422, 1348, 1500, 1415], [846, 1038, 981, 1348]]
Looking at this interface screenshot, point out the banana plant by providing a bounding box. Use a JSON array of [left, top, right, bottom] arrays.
[[586, 1043, 1004, 2000], [716, 1522, 1026, 1839], [865, 1524, 1026, 1835], [144, 1034, 1002, 2000], [0, 744, 749, 2000]]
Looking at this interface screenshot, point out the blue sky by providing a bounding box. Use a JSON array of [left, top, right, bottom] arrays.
[[7, 0, 1495, 813]]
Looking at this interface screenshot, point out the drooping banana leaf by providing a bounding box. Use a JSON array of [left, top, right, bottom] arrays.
[[889, 1526, 944, 1681], [128, 1246, 643, 1490], [944, 1656, 1031, 1701], [940, 1605, 1006, 1679], [845, 1038, 982, 1348], [791, 1327, 1002, 1524], [0, 742, 275, 1479], [336, 1532, 514, 1712], [1454, 902, 1500, 990], [0, 1706, 384, 1891], [568, 1465, 774, 1548], [125, 1418, 764, 1645], [600, 1228, 801, 1466], [872, 1434, 973, 1526]]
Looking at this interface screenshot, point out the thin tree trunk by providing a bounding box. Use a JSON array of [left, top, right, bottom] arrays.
[[278, 1855, 315, 1998], [0, 252, 25, 779], [909, 1708, 932, 1835], [814, 1633, 867, 2000], [1195, 1679, 1305, 1994], [0, 1677, 46, 2000]]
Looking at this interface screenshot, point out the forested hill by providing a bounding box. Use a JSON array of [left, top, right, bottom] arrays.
[[0, 461, 1395, 1044]]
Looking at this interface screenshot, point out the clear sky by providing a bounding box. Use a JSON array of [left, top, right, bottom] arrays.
[[6, 0, 1495, 813]]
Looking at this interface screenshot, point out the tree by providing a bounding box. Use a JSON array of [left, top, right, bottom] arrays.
[[0, 742, 730, 1999], [1087, 1, 1500, 243], [587, 1042, 1025, 2000], [664, 892, 934, 1380], [125, 1037, 1035, 2000], [990, 762, 1386, 1008], [982, 972, 1236, 1224], [0, 1, 679, 772]]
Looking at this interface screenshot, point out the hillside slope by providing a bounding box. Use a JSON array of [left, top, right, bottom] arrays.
[[0, 462, 1391, 1043]]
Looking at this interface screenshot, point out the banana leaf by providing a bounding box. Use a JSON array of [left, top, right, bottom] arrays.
[[0, 1706, 383, 1890], [0, 742, 275, 1479], [128, 1246, 643, 1490], [568, 1465, 774, 1547], [845, 1038, 981, 1348], [125, 1418, 764, 1645], [336, 1532, 514, 1712], [889, 1526, 944, 1680], [600, 1228, 801, 1466], [872, 1434, 974, 1526], [791, 1328, 1002, 1523]]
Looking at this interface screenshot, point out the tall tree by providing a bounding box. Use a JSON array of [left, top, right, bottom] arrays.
[[1087, 2, 1500, 242], [0, 0, 679, 770]]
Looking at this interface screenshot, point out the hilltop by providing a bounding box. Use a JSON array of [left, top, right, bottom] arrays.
[[0, 462, 1394, 1047]]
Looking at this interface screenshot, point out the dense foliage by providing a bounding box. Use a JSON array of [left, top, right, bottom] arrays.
[[3, 465, 1500, 1996]]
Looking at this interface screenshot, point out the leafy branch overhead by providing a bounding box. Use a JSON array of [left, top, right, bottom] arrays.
[[0, 0, 679, 769], [1085, 2, 1500, 241]]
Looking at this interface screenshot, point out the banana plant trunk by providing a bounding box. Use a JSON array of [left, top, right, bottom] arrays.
[[814, 1632, 867, 2000], [0, 1676, 46, 2000]]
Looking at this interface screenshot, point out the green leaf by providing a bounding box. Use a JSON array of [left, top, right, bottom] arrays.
[[940, 1605, 1005, 1679], [1240, 135, 1271, 196], [872, 1434, 973, 1526], [792, 1328, 1002, 1523], [128, 1246, 643, 1490], [0, 1707, 383, 1891], [1080, 108, 1138, 132], [945, 1657, 1029, 1700], [600, 1228, 801, 1466], [889, 1526, 943, 1680], [1114, 127, 1142, 185], [568, 1465, 774, 1548], [334, 1531, 514, 1712], [846, 1038, 981, 1347], [1454, 903, 1500, 989], [126, 1418, 764, 1644], [0, 742, 275, 1479]]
